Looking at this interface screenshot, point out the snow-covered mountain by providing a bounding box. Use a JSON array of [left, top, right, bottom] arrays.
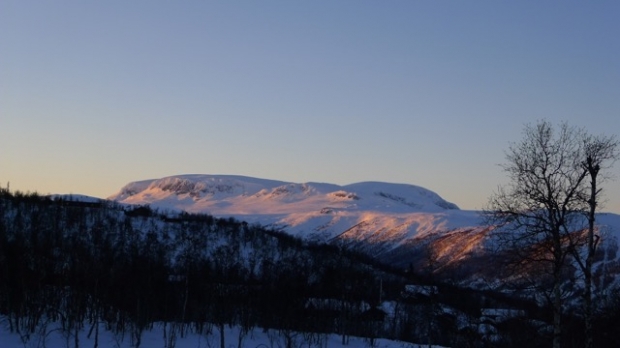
[[109, 174, 620, 290], [108, 174, 479, 244], [108, 175, 500, 280], [109, 174, 460, 213]]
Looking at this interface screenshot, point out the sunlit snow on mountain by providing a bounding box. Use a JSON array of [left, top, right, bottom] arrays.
[[109, 174, 620, 290], [109, 175, 477, 243]]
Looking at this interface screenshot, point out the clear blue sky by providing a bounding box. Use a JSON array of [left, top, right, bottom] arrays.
[[2, 1, 619, 212]]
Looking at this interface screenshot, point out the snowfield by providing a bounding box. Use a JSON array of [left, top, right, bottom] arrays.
[[0, 317, 447, 348]]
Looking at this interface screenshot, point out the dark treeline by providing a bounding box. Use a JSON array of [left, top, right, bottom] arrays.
[[1, 187, 619, 348]]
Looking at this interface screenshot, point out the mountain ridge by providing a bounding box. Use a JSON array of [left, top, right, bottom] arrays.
[[108, 174, 620, 292], [107, 175, 489, 267], [109, 174, 460, 213]]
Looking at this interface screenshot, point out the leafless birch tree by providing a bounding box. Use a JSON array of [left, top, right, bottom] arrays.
[[486, 120, 617, 348]]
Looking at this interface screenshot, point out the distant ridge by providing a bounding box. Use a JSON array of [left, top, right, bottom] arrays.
[[108, 174, 480, 263], [109, 174, 460, 214]]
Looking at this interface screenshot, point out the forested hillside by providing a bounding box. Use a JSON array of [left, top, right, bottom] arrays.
[[1, 187, 619, 347]]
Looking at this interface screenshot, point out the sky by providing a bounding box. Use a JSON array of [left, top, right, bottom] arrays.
[[1, 1, 619, 213]]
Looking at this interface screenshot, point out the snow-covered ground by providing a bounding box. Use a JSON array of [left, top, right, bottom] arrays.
[[0, 317, 446, 348]]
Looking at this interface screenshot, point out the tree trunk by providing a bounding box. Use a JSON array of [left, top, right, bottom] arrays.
[[553, 275, 561, 348], [94, 314, 99, 348], [584, 161, 598, 348], [74, 323, 80, 348], [553, 242, 563, 348], [218, 323, 225, 348]]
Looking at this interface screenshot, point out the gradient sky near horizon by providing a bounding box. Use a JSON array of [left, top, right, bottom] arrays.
[[2, 1, 619, 213]]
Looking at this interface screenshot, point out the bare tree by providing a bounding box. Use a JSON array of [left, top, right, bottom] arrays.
[[573, 135, 618, 348], [485, 120, 592, 348]]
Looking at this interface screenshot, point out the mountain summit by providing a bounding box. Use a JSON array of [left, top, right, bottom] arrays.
[[109, 174, 477, 249], [109, 174, 460, 214]]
